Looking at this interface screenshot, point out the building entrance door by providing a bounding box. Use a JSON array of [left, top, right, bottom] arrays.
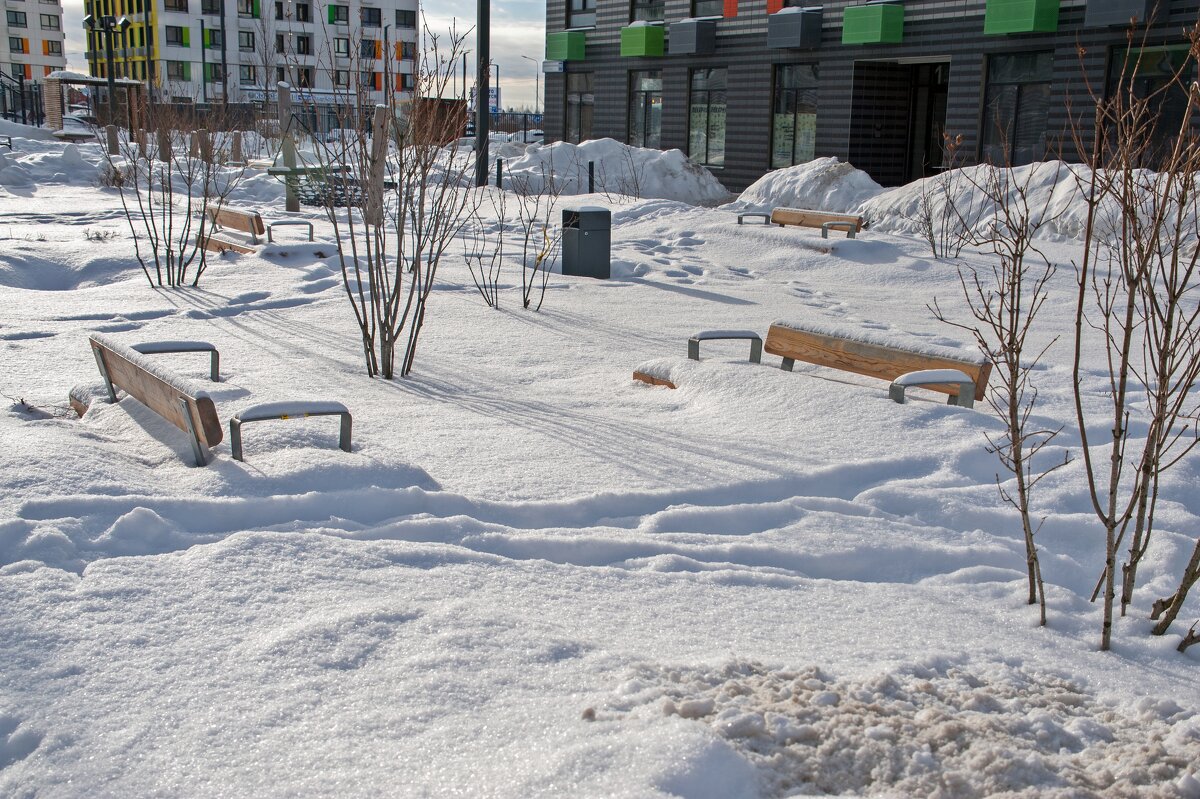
[[848, 59, 949, 186]]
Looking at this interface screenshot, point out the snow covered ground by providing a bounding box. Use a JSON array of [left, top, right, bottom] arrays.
[[1, 130, 1198, 797]]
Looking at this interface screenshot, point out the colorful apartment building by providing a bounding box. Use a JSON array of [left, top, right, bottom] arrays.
[[82, 0, 420, 127], [2, 0, 67, 83]]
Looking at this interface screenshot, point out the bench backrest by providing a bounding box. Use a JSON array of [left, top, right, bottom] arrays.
[[208, 207, 265, 236], [764, 323, 990, 402], [771, 208, 864, 230], [89, 335, 223, 447]]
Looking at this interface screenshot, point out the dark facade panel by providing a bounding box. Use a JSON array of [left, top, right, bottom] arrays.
[[542, 0, 1200, 191]]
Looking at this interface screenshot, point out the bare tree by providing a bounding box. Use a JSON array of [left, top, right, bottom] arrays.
[[1069, 24, 1200, 650], [932, 161, 1071, 625], [100, 103, 245, 287], [462, 187, 507, 308]]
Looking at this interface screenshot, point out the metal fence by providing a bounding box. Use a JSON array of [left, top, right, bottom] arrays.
[[0, 76, 44, 127]]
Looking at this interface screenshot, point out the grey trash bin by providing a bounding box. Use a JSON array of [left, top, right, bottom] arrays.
[[562, 206, 611, 279]]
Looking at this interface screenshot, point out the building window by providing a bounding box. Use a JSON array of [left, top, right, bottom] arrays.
[[275, 32, 286, 52], [8, 36, 26, 53], [165, 25, 186, 45], [164, 0, 187, 10], [360, 70, 373, 88], [236, 0, 258, 18], [688, 68, 726, 167], [206, 29, 223, 48], [296, 34, 312, 54], [328, 4, 348, 24], [6, 11, 27, 27], [40, 13, 60, 29], [771, 63, 818, 168], [295, 1, 310, 21], [274, 0, 284, 19], [1107, 45, 1197, 165], [45, 39, 62, 55], [240, 64, 256, 84], [630, 0, 663, 22], [395, 8, 415, 27], [567, 0, 595, 28], [398, 71, 415, 90], [628, 70, 662, 149], [200, 0, 219, 12], [400, 40, 416, 60], [565, 71, 594, 143], [360, 38, 375, 59], [297, 66, 313, 86], [981, 51, 1052, 166], [334, 37, 349, 56], [276, 65, 286, 83], [692, 0, 722, 16], [205, 63, 224, 82], [238, 30, 254, 51], [361, 6, 380, 26], [166, 60, 188, 80], [333, 69, 349, 87]]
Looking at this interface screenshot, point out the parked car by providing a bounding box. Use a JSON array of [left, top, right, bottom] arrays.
[[508, 129, 544, 144]]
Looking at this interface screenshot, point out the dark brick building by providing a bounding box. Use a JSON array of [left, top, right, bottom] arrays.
[[541, 0, 1199, 191]]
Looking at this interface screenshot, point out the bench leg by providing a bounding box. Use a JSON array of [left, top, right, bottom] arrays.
[[339, 412, 352, 452], [780, 357, 795, 372], [179, 398, 209, 466], [210, 350, 220, 382], [230, 418, 244, 461], [93, 350, 117, 402], [687, 339, 700, 361], [889, 384, 907, 404], [949, 385, 975, 409], [749, 339, 762, 364]]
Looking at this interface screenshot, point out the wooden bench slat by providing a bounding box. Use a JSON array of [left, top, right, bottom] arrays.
[[764, 324, 990, 402], [771, 208, 864, 231], [209, 207, 265, 236]]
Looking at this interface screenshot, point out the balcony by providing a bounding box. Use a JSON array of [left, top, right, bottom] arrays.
[[668, 18, 715, 55], [768, 6, 822, 49], [545, 30, 585, 61], [841, 2, 902, 44], [620, 22, 664, 57], [984, 0, 1059, 34]]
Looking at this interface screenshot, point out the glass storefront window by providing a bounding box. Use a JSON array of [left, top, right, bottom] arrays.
[[631, 0, 664, 23], [568, 0, 596, 28], [628, 70, 663, 149], [772, 64, 818, 169], [566, 72, 594, 143], [688, 68, 727, 167], [981, 51, 1052, 166]]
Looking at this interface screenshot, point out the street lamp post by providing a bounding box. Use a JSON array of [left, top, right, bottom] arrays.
[[83, 14, 131, 123], [473, 0, 489, 186], [520, 54, 539, 116]]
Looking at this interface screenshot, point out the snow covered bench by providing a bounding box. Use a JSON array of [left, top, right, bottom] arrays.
[[199, 206, 266, 254], [76, 334, 354, 465], [770, 208, 864, 239], [79, 333, 224, 466], [765, 321, 990, 405]]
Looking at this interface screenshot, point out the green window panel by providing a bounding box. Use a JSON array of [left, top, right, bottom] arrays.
[[984, 0, 1059, 34], [252, 0, 260, 18], [841, 4, 903, 44], [546, 30, 585, 61], [621, 24, 665, 57], [180, 27, 190, 46]]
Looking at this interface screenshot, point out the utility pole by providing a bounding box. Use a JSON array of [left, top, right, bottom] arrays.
[[521, 54, 538, 116], [220, 0, 229, 106], [473, 0, 489, 187]]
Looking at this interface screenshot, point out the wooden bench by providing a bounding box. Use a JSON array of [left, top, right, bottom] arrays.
[[81, 333, 223, 466], [764, 322, 990, 405], [770, 208, 864, 239], [76, 334, 354, 465], [0, 135, 11, 150], [199, 206, 265, 254]]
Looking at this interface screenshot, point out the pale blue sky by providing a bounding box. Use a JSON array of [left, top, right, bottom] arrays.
[[60, 0, 547, 111]]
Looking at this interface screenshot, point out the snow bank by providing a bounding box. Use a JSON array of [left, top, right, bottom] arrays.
[[609, 659, 1200, 798], [500, 138, 733, 205], [0, 118, 55, 142], [732, 157, 882, 214]]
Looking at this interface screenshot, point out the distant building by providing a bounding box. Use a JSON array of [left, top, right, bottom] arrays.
[[81, 0, 420, 130], [1, 0, 68, 83], [541, 0, 1199, 190]]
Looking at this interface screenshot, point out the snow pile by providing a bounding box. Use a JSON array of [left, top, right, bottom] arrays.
[[0, 118, 55, 142], [609, 660, 1200, 798], [500, 138, 733, 205], [733, 157, 883, 214], [861, 161, 1095, 241]]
